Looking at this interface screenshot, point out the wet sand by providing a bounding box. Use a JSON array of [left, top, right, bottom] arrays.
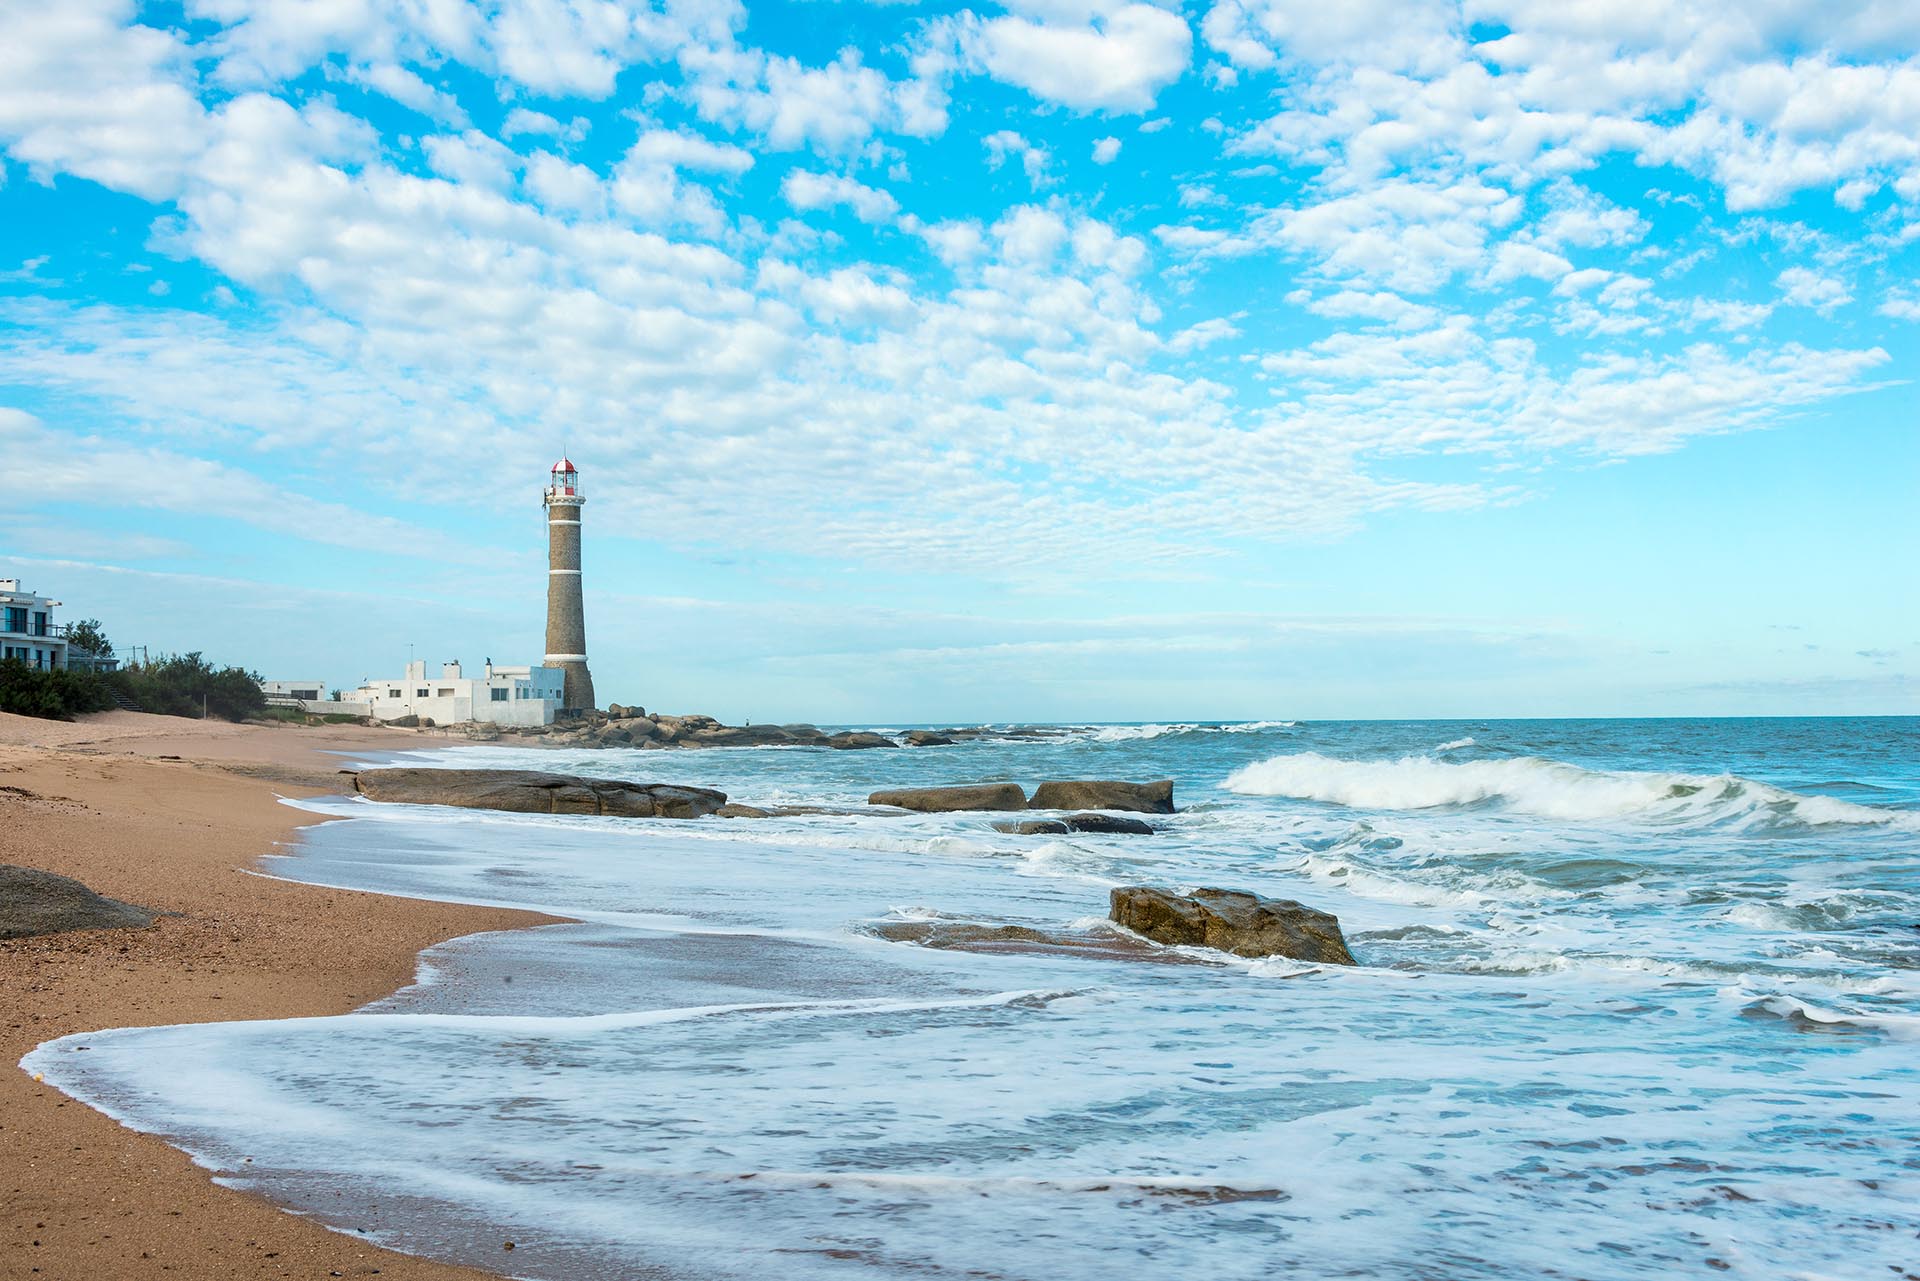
[[0, 711, 551, 1280]]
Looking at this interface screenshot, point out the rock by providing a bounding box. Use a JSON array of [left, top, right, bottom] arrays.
[[390, 714, 420, 728], [715, 803, 773, 818], [352, 769, 727, 819], [607, 703, 647, 719], [870, 916, 1213, 965], [903, 730, 956, 747], [1066, 812, 1155, 835], [1109, 886, 1355, 964], [1, 865, 156, 939], [868, 783, 1029, 812], [1030, 779, 1174, 814], [827, 731, 896, 750], [993, 818, 1071, 835]]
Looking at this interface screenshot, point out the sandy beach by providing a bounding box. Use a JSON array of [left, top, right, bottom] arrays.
[[1, 711, 547, 1281]]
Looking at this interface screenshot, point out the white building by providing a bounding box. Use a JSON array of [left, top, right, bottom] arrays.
[[345, 660, 563, 727], [1, 579, 68, 671], [262, 679, 330, 703]]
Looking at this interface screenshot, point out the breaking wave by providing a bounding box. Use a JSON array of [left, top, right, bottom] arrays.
[[1080, 720, 1296, 742], [1224, 752, 1918, 830]]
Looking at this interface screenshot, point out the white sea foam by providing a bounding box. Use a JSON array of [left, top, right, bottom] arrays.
[[1434, 736, 1477, 752], [1079, 720, 1295, 742], [1225, 752, 1917, 829]]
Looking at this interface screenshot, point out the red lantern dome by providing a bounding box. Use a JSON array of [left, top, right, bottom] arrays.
[[549, 458, 579, 497]]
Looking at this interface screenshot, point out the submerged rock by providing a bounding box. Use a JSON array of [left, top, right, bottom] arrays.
[[1065, 812, 1155, 835], [0, 865, 156, 939], [352, 768, 727, 819], [869, 917, 1211, 965], [993, 818, 1071, 835], [715, 803, 773, 819], [1109, 886, 1355, 964], [903, 730, 956, 747], [868, 783, 1028, 812], [1030, 779, 1174, 814]]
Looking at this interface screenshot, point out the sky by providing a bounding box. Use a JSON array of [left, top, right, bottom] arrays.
[[0, 0, 1915, 724]]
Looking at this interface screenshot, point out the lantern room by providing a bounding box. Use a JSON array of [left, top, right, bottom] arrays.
[[545, 458, 583, 504]]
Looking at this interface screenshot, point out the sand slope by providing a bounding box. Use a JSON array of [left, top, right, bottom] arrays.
[[0, 712, 548, 1280]]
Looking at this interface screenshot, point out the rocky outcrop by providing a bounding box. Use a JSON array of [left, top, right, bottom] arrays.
[[1, 865, 156, 939], [715, 803, 773, 818], [1109, 886, 1355, 964], [868, 783, 1028, 812], [903, 730, 955, 747], [1030, 779, 1174, 814], [352, 769, 727, 819], [827, 731, 895, 750]]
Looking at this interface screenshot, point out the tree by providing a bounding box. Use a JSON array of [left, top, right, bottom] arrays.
[[65, 618, 112, 657]]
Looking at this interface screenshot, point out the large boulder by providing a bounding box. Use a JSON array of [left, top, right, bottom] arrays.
[[993, 818, 1071, 835], [1030, 779, 1174, 814], [352, 769, 727, 819], [903, 730, 956, 747], [868, 783, 1028, 812], [1, 865, 156, 939], [1109, 886, 1355, 964]]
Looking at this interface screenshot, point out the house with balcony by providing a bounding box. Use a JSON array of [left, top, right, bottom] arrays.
[[1, 579, 69, 671]]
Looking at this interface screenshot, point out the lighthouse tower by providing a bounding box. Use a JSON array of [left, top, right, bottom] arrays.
[[543, 458, 595, 715]]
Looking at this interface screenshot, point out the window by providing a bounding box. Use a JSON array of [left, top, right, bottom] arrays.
[[31, 612, 47, 636], [388, 689, 402, 699], [416, 688, 429, 698], [491, 688, 508, 702], [291, 689, 319, 700], [437, 688, 454, 697], [3, 607, 24, 634]]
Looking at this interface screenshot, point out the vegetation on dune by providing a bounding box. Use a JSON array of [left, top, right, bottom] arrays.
[[1, 652, 266, 723]]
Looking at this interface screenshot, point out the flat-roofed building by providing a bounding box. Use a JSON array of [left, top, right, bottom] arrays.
[[345, 659, 563, 726]]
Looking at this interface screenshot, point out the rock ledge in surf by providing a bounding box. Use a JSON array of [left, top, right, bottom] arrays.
[[868, 783, 1028, 812], [1109, 886, 1355, 964], [352, 768, 727, 819], [1030, 779, 1173, 814], [0, 864, 157, 939]]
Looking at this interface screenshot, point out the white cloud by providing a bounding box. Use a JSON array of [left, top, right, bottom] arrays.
[[1092, 135, 1122, 164], [1776, 266, 1853, 313], [780, 170, 901, 223], [952, 2, 1192, 112], [1877, 290, 1920, 321], [983, 129, 1052, 185]]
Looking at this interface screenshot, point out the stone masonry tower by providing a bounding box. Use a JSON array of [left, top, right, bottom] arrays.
[[543, 458, 595, 715]]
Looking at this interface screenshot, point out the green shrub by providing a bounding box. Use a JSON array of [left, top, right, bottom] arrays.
[[0, 659, 115, 720], [106, 652, 267, 722]]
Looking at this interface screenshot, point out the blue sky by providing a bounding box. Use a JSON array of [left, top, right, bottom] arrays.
[[0, 0, 1914, 722]]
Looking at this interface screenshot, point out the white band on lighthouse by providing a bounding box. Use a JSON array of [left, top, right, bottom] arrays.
[[548, 519, 581, 526], [546, 653, 589, 662], [548, 569, 581, 574]]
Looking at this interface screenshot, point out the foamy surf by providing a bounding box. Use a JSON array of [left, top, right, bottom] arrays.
[[23, 715, 1920, 1281], [1224, 751, 1917, 829]]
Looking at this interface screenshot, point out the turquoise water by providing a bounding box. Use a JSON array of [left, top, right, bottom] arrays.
[[25, 717, 1920, 1279]]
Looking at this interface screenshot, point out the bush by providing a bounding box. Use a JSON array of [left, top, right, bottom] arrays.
[[0, 659, 115, 720], [106, 653, 267, 722]]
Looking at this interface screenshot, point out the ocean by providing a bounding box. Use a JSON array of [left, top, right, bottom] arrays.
[[24, 717, 1920, 1280]]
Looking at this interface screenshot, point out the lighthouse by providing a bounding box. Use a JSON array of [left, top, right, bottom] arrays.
[[543, 458, 595, 715]]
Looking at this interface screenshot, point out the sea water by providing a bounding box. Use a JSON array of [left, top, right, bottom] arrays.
[[23, 718, 1920, 1280]]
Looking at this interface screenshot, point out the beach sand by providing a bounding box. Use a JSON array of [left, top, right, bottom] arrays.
[[1, 711, 549, 1280]]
